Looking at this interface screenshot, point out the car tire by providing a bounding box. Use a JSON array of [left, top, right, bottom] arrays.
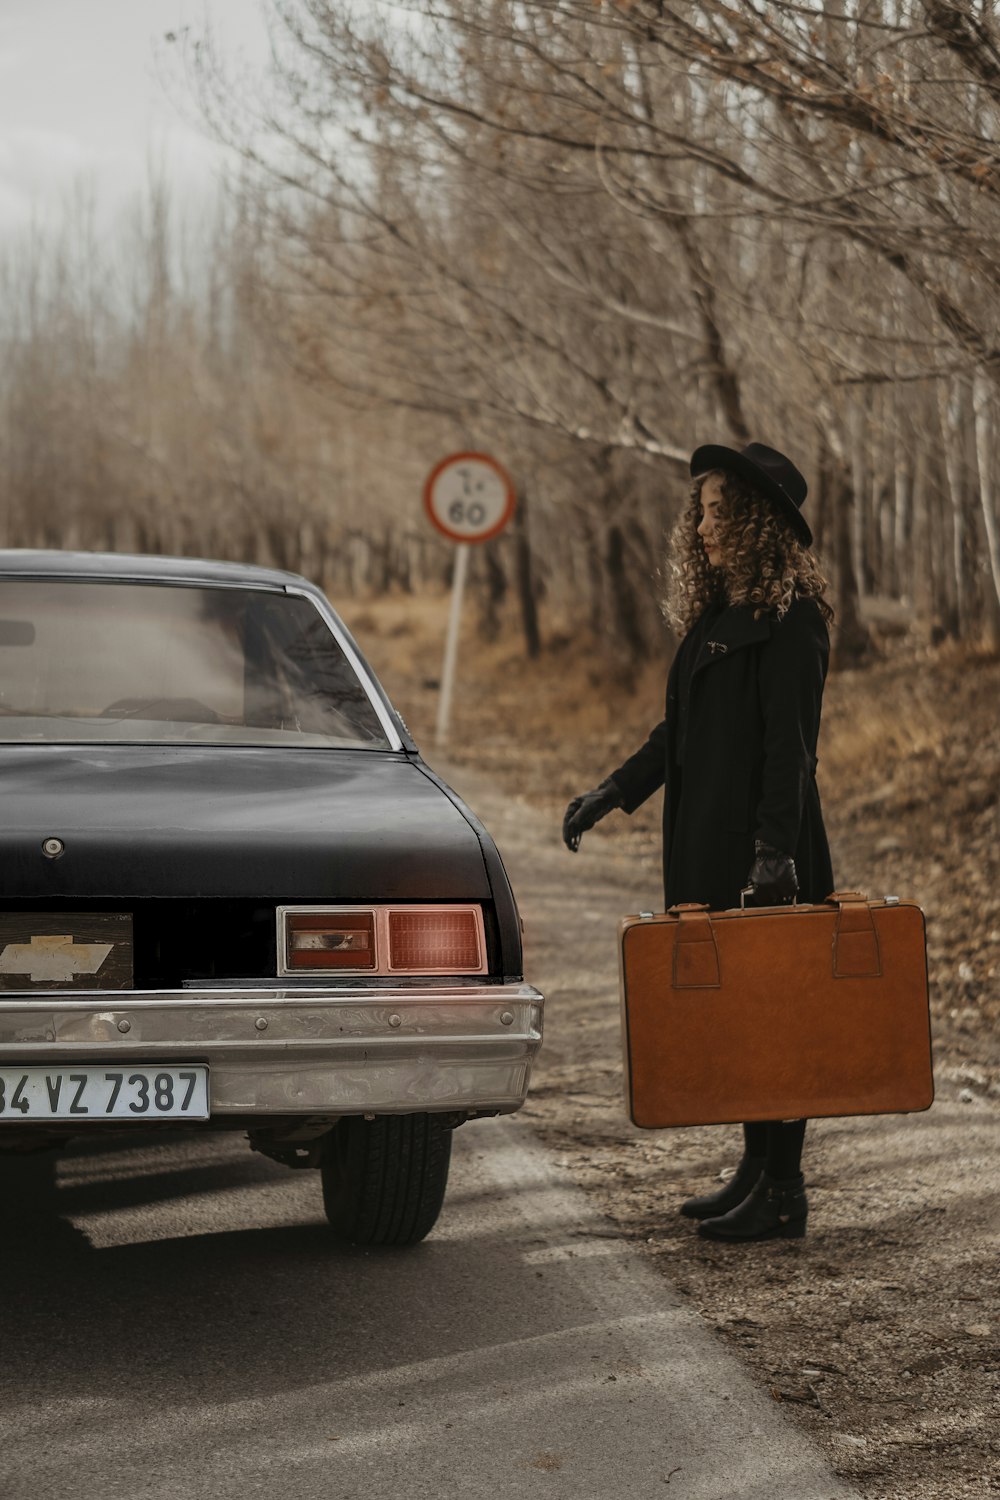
[[320, 1113, 453, 1247]]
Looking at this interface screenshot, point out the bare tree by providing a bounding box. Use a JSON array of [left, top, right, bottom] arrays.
[[8, 1, 1000, 661]]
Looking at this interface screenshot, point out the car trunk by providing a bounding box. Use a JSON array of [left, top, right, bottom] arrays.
[[0, 746, 497, 987]]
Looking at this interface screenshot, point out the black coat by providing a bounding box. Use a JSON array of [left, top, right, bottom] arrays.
[[609, 596, 835, 911]]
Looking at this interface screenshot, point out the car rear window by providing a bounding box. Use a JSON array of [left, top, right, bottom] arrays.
[[0, 579, 392, 749]]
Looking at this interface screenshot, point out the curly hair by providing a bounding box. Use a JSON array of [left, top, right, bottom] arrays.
[[662, 468, 836, 636]]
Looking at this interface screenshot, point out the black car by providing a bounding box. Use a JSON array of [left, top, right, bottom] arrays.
[[0, 551, 542, 1244]]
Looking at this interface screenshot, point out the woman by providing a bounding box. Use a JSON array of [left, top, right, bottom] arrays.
[[562, 441, 836, 1243]]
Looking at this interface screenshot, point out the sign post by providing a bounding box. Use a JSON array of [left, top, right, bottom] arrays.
[[423, 451, 516, 750]]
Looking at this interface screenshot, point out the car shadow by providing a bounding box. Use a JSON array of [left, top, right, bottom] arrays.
[[0, 1134, 584, 1419], [0, 1151, 94, 1261]]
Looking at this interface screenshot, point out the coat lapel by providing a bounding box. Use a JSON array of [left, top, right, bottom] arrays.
[[690, 604, 771, 680]]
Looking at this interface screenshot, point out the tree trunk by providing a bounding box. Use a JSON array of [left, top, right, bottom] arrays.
[[972, 370, 1000, 646], [910, 446, 934, 636], [673, 218, 750, 446], [826, 451, 872, 667], [924, 449, 951, 641], [513, 491, 541, 659], [605, 522, 648, 664], [583, 520, 604, 636], [476, 542, 508, 641], [938, 378, 968, 639], [848, 401, 871, 599], [892, 423, 911, 603]]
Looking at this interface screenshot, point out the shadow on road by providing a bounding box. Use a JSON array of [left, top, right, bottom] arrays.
[[0, 1125, 869, 1500], [0, 1133, 579, 1417], [0, 1151, 94, 1261]]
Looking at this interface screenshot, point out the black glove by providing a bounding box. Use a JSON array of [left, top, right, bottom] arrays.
[[562, 778, 622, 851], [745, 839, 799, 905]]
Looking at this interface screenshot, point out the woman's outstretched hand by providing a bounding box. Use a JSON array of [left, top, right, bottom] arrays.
[[562, 778, 623, 851], [746, 840, 799, 904]]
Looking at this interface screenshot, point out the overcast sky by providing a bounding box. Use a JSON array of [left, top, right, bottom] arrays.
[[0, 0, 273, 235]]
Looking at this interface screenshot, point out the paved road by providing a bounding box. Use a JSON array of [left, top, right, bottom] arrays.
[[0, 1119, 856, 1500]]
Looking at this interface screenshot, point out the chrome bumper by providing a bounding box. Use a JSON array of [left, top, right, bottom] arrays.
[[0, 982, 543, 1117]]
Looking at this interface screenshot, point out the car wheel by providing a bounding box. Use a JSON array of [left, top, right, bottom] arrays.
[[320, 1113, 453, 1247]]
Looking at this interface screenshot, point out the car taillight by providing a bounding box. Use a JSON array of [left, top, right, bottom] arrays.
[[388, 908, 481, 972], [284, 912, 375, 971], [277, 905, 487, 976]]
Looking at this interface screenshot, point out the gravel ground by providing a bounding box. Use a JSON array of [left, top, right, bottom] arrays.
[[345, 593, 1000, 1500]]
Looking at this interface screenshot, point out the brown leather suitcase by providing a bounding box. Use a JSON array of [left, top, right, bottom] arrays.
[[618, 891, 933, 1127]]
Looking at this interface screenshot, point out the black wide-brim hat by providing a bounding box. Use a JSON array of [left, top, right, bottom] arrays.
[[690, 441, 812, 547]]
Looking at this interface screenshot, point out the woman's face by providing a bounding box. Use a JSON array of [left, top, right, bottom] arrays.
[[695, 473, 726, 568]]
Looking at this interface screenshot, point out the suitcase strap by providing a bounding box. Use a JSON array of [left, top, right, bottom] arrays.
[[673, 908, 721, 989], [832, 901, 882, 978], [664, 892, 882, 984]]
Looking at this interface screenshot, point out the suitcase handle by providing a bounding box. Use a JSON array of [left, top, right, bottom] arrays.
[[667, 893, 871, 916]]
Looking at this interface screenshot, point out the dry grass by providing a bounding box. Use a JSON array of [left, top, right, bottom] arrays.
[[344, 589, 996, 810]]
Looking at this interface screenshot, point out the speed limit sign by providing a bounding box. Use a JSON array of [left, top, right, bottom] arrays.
[[423, 451, 516, 749], [423, 452, 516, 543]]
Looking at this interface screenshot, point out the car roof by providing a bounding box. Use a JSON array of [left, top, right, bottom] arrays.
[[0, 549, 319, 593]]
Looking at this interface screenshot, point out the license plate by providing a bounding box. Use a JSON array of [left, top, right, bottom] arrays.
[[0, 1066, 209, 1121]]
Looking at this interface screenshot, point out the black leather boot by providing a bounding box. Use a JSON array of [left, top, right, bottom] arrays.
[[696, 1171, 808, 1241], [680, 1154, 765, 1220]]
